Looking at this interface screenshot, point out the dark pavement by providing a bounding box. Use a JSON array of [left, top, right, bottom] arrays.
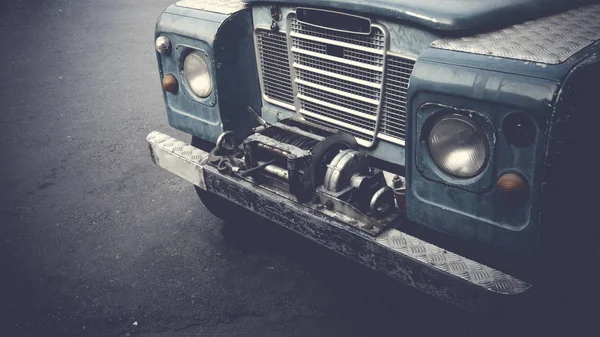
[[0, 1, 469, 336]]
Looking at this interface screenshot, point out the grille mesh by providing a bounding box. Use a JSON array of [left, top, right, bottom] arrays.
[[255, 13, 415, 145], [256, 29, 294, 105], [380, 56, 415, 140]]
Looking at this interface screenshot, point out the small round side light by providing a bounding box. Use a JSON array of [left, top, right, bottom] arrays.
[[503, 112, 536, 147], [497, 172, 529, 204], [162, 74, 178, 93], [155, 36, 171, 55]]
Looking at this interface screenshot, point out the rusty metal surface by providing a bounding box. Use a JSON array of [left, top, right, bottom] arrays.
[[176, 0, 246, 14], [147, 131, 532, 309], [432, 4, 600, 64]]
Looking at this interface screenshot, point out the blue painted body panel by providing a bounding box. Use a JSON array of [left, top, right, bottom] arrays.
[[242, 0, 595, 31], [404, 41, 600, 256], [405, 58, 558, 254], [156, 7, 226, 142], [156, 5, 260, 143]]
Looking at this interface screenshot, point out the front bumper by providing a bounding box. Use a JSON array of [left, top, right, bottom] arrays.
[[147, 131, 531, 311]]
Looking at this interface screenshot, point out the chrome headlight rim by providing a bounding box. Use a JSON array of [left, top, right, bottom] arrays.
[[426, 113, 490, 179], [182, 51, 213, 99]]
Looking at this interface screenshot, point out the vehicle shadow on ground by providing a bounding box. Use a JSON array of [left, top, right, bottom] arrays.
[[219, 214, 474, 336]]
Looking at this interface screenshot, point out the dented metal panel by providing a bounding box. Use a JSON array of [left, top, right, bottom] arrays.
[[147, 131, 531, 310], [431, 4, 600, 64], [176, 0, 246, 14]]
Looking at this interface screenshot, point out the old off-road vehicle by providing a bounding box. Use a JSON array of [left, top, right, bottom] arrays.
[[148, 0, 600, 329]]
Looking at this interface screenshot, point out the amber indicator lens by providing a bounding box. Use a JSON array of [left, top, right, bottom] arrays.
[[496, 172, 528, 204], [162, 74, 178, 93], [503, 112, 536, 146]]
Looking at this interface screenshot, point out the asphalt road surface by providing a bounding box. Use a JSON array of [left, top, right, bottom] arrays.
[[0, 1, 476, 336]]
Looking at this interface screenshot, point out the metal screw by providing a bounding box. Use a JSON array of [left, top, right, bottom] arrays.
[[325, 200, 334, 210]]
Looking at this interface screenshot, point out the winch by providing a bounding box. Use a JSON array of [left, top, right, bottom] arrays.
[[207, 118, 400, 234]]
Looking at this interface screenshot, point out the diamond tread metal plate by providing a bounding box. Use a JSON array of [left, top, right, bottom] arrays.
[[376, 230, 530, 295], [432, 4, 600, 64], [176, 0, 246, 14], [147, 131, 210, 189]]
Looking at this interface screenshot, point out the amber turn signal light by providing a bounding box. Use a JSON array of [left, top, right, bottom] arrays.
[[162, 74, 178, 93], [496, 172, 528, 204]]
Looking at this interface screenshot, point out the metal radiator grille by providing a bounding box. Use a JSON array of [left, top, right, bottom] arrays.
[[255, 13, 415, 146], [256, 29, 295, 106], [291, 16, 385, 144], [380, 56, 415, 141]]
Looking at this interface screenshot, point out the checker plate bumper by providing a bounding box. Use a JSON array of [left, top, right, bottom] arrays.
[[147, 131, 532, 311]]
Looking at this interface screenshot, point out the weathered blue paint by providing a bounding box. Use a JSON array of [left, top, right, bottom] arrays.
[[242, 0, 595, 31], [405, 57, 559, 255], [156, 7, 225, 143], [156, 5, 259, 143]]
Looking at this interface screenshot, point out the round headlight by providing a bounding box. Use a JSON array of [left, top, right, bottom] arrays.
[[183, 53, 212, 98], [427, 114, 489, 178]]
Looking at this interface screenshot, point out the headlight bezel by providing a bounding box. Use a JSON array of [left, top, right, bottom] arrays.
[[426, 113, 490, 178], [176, 46, 216, 106], [183, 52, 212, 98], [415, 103, 496, 191]]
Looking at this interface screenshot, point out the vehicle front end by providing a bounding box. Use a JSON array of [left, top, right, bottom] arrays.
[[148, 0, 600, 312]]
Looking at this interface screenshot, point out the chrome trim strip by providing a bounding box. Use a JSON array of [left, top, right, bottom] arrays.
[[367, 23, 390, 148], [300, 109, 374, 135], [295, 79, 380, 105], [290, 31, 385, 54], [298, 94, 378, 121], [293, 63, 382, 88], [291, 47, 384, 72]]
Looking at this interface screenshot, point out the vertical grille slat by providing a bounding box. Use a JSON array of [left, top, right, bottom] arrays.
[[255, 12, 416, 145]]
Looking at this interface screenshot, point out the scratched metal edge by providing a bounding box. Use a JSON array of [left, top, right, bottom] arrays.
[[175, 0, 246, 14], [202, 167, 531, 310], [431, 4, 600, 65]]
